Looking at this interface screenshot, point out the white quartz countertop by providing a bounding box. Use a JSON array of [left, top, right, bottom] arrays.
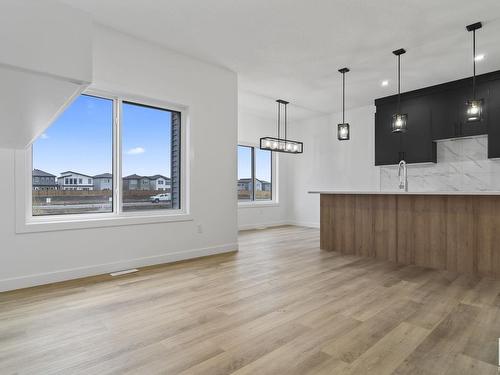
[[309, 190, 500, 196]]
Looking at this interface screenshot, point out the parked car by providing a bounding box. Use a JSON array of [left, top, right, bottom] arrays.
[[150, 193, 171, 203]]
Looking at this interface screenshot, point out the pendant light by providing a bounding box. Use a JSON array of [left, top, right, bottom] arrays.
[[260, 100, 303, 154], [465, 22, 483, 122], [337, 68, 350, 140], [391, 48, 407, 133]]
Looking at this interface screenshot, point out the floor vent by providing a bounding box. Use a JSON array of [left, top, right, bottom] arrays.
[[110, 269, 139, 277]]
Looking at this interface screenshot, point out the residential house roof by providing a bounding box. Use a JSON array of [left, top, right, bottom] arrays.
[[124, 174, 170, 180], [238, 178, 252, 183], [32, 169, 56, 178], [148, 174, 170, 180], [238, 178, 270, 184], [93, 173, 112, 179], [123, 174, 143, 180], [59, 171, 94, 178]]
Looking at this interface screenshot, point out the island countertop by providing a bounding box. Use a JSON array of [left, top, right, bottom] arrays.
[[309, 190, 500, 195]]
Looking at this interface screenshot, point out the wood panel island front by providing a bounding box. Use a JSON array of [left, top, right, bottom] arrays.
[[311, 191, 500, 278]]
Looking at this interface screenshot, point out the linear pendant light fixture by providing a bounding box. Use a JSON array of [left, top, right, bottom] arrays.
[[337, 67, 350, 140], [465, 21, 483, 122], [260, 100, 303, 154], [391, 48, 408, 133]]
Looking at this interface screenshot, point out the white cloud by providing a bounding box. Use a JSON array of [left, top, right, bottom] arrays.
[[40, 133, 49, 139], [127, 147, 145, 155]]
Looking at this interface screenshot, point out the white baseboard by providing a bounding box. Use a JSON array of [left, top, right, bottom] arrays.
[[0, 243, 238, 292], [238, 221, 288, 231], [287, 220, 320, 228], [238, 220, 320, 230]]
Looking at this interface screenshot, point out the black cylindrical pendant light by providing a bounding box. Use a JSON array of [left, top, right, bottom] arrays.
[[465, 22, 483, 122], [391, 48, 407, 133], [337, 67, 350, 140]]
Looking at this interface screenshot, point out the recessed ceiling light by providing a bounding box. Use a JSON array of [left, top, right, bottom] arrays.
[[474, 54, 485, 61], [381, 80, 389, 87]]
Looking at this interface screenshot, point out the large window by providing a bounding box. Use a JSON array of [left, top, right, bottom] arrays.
[[237, 145, 272, 201], [31, 93, 182, 217]]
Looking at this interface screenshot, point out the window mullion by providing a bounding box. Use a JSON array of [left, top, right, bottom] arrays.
[[252, 146, 255, 201], [270, 153, 273, 201], [114, 98, 122, 216]]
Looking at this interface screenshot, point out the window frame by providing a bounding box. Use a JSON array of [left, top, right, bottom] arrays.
[[16, 89, 191, 233], [237, 143, 277, 207]]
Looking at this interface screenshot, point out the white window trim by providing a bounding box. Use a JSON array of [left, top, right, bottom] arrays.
[[16, 89, 192, 234], [237, 142, 279, 208]]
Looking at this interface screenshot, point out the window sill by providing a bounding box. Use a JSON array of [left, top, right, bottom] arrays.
[[16, 212, 193, 234], [238, 201, 279, 209]]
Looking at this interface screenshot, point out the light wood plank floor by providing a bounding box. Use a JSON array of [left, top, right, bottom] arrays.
[[1, 226, 500, 374]]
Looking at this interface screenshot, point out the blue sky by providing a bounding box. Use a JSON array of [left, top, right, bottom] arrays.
[[33, 95, 113, 177], [238, 145, 271, 182], [33, 95, 172, 177], [122, 101, 171, 177]]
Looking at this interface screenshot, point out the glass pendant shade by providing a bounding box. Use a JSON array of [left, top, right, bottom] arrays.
[[392, 113, 408, 133], [337, 123, 350, 140], [465, 99, 483, 122], [260, 137, 303, 154]]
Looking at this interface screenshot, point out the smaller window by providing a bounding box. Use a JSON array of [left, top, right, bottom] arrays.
[[237, 145, 272, 201], [88, 179, 91, 184], [79, 178, 83, 184]]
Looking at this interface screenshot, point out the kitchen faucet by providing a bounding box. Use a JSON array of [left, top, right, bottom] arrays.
[[398, 160, 408, 192]]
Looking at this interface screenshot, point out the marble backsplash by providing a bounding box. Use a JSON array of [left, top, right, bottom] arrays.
[[380, 135, 500, 192]]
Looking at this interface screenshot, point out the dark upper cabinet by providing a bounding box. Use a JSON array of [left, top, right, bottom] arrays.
[[488, 79, 500, 158], [375, 70, 500, 166], [429, 89, 459, 140], [375, 97, 435, 165], [430, 84, 488, 140], [375, 103, 400, 165], [401, 99, 435, 164]]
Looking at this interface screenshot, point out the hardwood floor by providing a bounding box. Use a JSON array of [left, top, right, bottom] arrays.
[[1, 226, 500, 374]]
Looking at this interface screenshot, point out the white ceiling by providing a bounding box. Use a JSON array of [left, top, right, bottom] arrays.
[[60, 0, 500, 120]]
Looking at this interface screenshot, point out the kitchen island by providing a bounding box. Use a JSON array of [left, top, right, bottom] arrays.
[[310, 191, 500, 277]]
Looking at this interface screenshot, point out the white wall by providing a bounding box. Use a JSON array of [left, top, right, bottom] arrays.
[[288, 105, 380, 227], [0, 25, 238, 291], [237, 111, 290, 230], [0, 0, 92, 149]]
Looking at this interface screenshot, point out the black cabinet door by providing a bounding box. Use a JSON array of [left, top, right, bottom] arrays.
[[488, 79, 500, 158], [375, 98, 436, 165], [400, 98, 436, 164], [430, 89, 459, 140], [375, 103, 401, 165]]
